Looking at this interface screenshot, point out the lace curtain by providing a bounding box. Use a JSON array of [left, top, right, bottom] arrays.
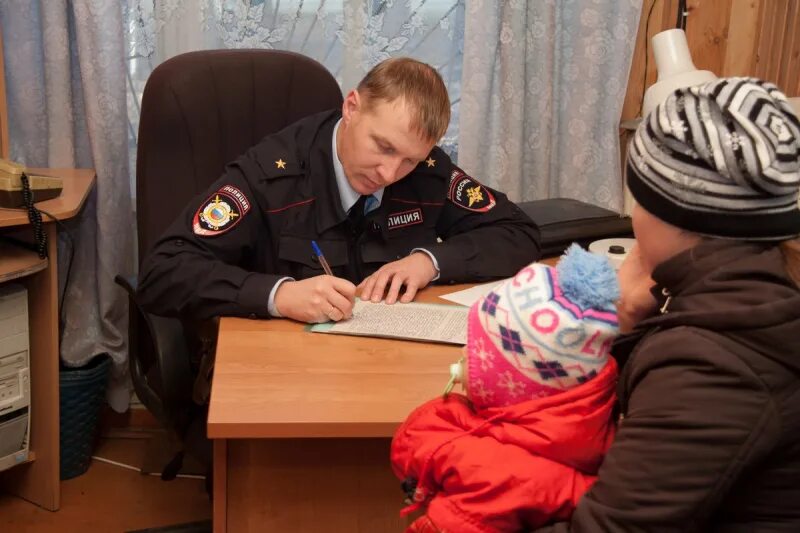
[[458, 0, 641, 209], [125, 0, 639, 212], [124, 0, 466, 200], [0, 0, 134, 411]]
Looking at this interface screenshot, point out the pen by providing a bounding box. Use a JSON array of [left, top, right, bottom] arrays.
[[311, 240, 334, 276]]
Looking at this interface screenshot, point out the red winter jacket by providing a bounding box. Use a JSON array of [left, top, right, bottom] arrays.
[[391, 358, 617, 533]]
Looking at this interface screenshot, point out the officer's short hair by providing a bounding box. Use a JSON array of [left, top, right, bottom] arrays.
[[357, 57, 450, 143]]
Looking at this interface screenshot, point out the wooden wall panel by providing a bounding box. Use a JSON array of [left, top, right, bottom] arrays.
[[623, 0, 800, 126], [775, 1, 800, 94], [723, 0, 763, 77], [755, 2, 781, 79], [683, 0, 733, 78], [619, 0, 799, 213]]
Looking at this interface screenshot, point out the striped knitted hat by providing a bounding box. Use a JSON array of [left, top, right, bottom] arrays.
[[627, 77, 800, 240]]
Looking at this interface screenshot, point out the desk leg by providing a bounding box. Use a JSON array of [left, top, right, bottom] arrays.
[[213, 439, 227, 533], [0, 224, 60, 510], [223, 437, 409, 532]]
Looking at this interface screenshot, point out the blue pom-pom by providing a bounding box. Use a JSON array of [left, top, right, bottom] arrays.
[[555, 244, 620, 311]]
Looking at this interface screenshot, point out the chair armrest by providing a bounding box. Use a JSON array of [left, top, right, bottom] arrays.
[[115, 275, 194, 430]]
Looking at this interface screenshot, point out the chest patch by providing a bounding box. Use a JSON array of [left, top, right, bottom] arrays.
[[387, 208, 424, 230], [192, 185, 251, 236], [448, 167, 496, 212]]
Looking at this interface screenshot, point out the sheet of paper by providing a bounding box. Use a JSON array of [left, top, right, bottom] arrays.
[[309, 299, 468, 345], [439, 279, 508, 307]]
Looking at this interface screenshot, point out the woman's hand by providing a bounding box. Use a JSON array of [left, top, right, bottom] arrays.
[[617, 244, 658, 333]]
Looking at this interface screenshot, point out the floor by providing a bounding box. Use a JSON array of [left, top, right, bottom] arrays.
[[0, 421, 211, 533]]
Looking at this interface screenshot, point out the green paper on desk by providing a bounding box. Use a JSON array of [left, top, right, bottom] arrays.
[[308, 299, 468, 345]]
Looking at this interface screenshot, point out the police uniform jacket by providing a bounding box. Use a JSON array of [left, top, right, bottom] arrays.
[[137, 110, 541, 320]]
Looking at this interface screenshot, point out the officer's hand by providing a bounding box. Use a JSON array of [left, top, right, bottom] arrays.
[[617, 244, 657, 333], [357, 252, 437, 305], [274, 275, 357, 323]]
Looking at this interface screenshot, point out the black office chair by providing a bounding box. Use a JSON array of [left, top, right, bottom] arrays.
[[116, 49, 343, 483]]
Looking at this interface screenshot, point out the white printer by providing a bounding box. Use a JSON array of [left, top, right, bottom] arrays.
[[0, 283, 31, 471]]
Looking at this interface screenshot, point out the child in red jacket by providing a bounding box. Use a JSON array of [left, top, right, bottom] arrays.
[[391, 244, 620, 532]]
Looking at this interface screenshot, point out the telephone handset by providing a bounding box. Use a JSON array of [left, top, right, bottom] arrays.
[[0, 158, 62, 259], [0, 158, 63, 208]]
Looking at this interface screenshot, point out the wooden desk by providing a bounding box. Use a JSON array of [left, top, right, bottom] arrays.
[[209, 285, 464, 532], [208, 259, 555, 533], [0, 169, 95, 510], [209, 257, 558, 532]]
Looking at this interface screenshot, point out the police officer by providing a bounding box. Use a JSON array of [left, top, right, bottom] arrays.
[[137, 57, 541, 324]]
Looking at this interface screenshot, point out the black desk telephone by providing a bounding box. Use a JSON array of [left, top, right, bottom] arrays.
[[0, 158, 63, 208]]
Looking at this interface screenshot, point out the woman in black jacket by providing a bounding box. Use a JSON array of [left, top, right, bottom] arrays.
[[538, 78, 800, 532]]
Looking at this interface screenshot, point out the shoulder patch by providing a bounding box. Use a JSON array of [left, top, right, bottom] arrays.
[[192, 185, 251, 236], [447, 167, 496, 212]]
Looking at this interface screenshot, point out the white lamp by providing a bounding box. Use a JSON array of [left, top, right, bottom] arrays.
[[624, 29, 717, 214], [642, 29, 717, 116]]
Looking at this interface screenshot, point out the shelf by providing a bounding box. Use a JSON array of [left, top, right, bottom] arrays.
[[0, 451, 35, 475], [0, 241, 48, 283], [16, 451, 35, 467], [0, 168, 95, 228], [0, 167, 93, 511]]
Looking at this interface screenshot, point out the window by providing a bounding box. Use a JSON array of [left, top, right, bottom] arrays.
[[124, 0, 465, 199]]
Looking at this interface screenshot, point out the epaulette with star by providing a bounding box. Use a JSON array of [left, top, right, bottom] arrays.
[[413, 146, 451, 180], [251, 135, 305, 180]]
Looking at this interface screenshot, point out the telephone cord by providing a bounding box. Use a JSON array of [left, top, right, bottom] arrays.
[[20, 172, 48, 259]]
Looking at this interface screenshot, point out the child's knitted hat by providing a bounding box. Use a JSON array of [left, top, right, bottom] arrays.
[[464, 244, 619, 409]]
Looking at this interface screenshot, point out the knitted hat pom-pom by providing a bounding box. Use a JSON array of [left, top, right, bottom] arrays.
[[556, 244, 620, 311]]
